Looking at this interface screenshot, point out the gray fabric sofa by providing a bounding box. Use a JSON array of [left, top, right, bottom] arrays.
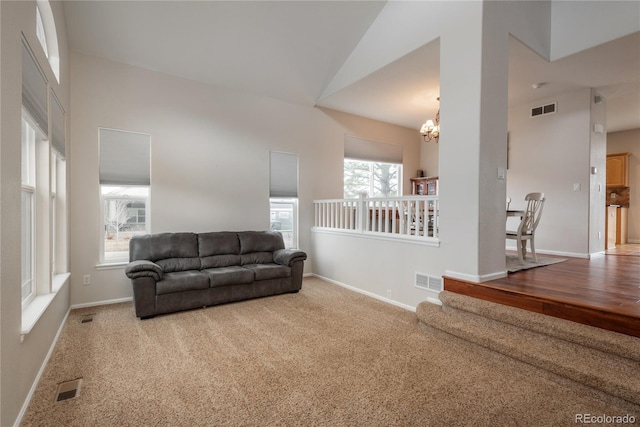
[[125, 231, 306, 318]]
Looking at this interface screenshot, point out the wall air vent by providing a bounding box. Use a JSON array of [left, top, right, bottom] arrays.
[[415, 273, 443, 292], [531, 102, 557, 117]]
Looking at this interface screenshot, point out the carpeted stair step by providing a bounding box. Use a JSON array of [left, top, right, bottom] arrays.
[[438, 290, 640, 363], [416, 294, 640, 406]]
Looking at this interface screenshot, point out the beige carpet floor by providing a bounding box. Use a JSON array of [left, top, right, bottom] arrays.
[[22, 277, 639, 426]]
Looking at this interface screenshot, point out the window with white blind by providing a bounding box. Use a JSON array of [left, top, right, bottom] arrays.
[[343, 135, 403, 198], [269, 151, 298, 249], [21, 34, 69, 334], [99, 128, 151, 264]]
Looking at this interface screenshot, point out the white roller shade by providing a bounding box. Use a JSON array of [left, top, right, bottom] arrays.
[[99, 128, 151, 186], [344, 134, 403, 164], [270, 151, 298, 198], [22, 42, 48, 134], [50, 92, 65, 157]]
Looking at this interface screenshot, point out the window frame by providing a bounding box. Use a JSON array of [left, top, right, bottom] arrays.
[[21, 189, 36, 309], [35, 5, 48, 58], [269, 198, 298, 249], [34, 1, 60, 82], [343, 158, 403, 199], [21, 112, 42, 309], [50, 150, 67, 278], [99, 185, 150, 265]]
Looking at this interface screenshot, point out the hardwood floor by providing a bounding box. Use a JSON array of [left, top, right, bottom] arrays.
[[606, 243, 640, 256], [444, 245, 640, 338]]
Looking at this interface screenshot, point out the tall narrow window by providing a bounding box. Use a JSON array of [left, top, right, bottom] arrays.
[[35, 6, 48, 58], [34, 1, 60, 82], [269, 151, 298, 249], [21, 116, 38, 308], [21, 38, 69, 329], [51, 152, 67, 276], [99, 128, 151, 264]]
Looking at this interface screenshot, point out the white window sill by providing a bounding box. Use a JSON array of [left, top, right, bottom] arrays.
[[21, 272, 70, 338]]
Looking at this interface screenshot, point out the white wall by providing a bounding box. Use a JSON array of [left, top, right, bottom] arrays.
[[507, 89, 594, 257], [0, 1, 70, 426], [69, 52, 421, 307], [550, 1, 640, 61], [589, 89, 607, 255], [607, 128, 640, 242], [311, 232, 443, 309]]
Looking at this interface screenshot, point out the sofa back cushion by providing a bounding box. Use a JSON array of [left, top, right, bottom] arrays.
[[129, 232, 201, 272], [198, 232, 242, 269], [198, 232, 240, 256], [201, 254, 241, 269], [237, 231, 285, 254]]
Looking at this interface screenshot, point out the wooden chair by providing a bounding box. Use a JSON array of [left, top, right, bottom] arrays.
[[506, 192, 545, 262]]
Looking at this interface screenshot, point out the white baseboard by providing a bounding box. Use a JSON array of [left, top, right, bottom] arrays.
[[15, 308, 71, 427], [310, 273, 416, 312], [70, 296, 133, 310], [444, 269, 509, 283], [506, 246, 589, 259]]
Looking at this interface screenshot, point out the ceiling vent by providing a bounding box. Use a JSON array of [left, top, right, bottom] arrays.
[[531, 102, 557, 117]]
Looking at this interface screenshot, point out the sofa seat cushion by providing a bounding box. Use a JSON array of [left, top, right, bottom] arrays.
[[201, 254, 241, 269], [156, 271, 210, 295], [204, 266, 254, 288], [243, 263, 291, 281]]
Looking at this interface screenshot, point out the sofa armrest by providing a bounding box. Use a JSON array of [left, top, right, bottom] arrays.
[[273, 249, 307, 266], [125, 260, 164, 281]]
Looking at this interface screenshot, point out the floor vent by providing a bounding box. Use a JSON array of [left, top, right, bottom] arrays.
[[415, 273, 443, 292], [55, 379, 82, 402], [531, 102, 557, 117], [80, 313, 95, 324]]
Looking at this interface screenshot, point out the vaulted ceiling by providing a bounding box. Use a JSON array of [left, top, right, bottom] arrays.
[[63, 1, 640, 133]]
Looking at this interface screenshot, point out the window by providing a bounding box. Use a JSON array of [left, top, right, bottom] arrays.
[[50, 92, 67, 277], [21, 39, 69, 333], [35, 1, 60, 82], [344, 159, 402, 198], [21, 116, 37, 308], [101, 186, 149, 263], [343, 134, 403, 198], [270, 199, 298, 249], [269, 151, 298, 249], [51, 151, 67, 276], [99, 128, 151, 264], [35, 6, 48, 58]]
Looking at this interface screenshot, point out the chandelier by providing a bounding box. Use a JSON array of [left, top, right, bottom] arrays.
[[420, 97, 440, 143]]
